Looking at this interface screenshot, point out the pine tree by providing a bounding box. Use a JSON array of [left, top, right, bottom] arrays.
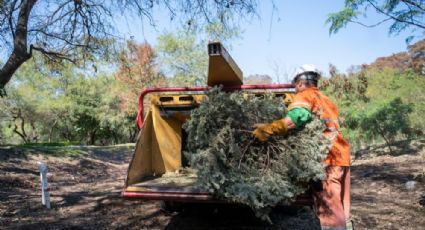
[[183, 87, 331, 221]]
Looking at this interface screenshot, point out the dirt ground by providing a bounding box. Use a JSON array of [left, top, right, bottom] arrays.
[[0, 140, 424, 230]]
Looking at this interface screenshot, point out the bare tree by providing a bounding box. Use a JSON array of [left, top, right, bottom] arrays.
[[0, 0, 259, 96]]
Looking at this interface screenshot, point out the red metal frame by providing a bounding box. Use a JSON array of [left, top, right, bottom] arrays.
[[122, 190, 313, 206], [136, 84, 294, 128], [122, 190, 214, 201]]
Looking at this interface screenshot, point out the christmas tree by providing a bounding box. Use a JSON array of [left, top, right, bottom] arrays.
[[183, 87, 330, 220]]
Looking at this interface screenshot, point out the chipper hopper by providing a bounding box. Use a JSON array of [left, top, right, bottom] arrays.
[[121, 42, 311, 205]]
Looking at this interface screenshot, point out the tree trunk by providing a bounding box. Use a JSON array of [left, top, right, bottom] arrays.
[[87, 130, 97, 145], [49, 120, 58, 143], [129, 127, 137, 142], [30, 120, 38, 143], [0, 0, 37, 88], [375, 121, 394, 155], [62, 121, 73, 142], [12, 109, 29, 143], [111, 129, 119, 145]]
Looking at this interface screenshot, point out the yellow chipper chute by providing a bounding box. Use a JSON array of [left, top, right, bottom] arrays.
[[207, 41, 243, 87]]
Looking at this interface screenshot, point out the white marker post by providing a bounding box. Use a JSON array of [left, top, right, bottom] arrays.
[[38, 161, 51, 209]]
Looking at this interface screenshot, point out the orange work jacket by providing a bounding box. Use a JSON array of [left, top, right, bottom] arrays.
[[288, 87, 351, 166]]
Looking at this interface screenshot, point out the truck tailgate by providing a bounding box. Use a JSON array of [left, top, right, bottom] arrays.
[[122, 174, 213, 201], [122, 175, 313, 205]]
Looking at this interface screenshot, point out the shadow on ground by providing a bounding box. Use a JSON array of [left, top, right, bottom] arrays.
[[354, 139, 424, 159]]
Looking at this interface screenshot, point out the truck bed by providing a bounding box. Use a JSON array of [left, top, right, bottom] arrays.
[[127, 173, 201, 193], [123, 172, 214, 201]]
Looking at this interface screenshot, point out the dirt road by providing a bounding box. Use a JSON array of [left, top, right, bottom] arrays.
[[0, 141, 424, 229]]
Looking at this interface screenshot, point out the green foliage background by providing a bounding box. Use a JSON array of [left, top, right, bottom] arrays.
[[0, 55, 133, 145], [0, 35, 424, 150], [322, 67, 425, 151]]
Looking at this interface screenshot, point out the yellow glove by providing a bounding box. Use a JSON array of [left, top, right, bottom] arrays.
[[252, 119, 288, 142]]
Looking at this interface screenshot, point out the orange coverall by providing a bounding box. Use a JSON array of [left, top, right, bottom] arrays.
[[289, 87, 351, 228]]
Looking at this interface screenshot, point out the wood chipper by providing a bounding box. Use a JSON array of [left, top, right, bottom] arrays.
[[121, 42, 312, 205]]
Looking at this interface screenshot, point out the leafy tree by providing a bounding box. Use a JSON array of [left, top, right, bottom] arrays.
[[359, 97, 413, 154], [116, 41, 166, 113], [95, 86, 135, 144], [0, 57, 69, 143], [60, 70, 135, 145], [369, 52, 411, 71], [364, 67, 425, 136], [156, 29, 209, 86], [407, 38, 425, 73], [321, 63, 369, 103], [0, 100, 39, 143], [327, 0, 425, 40], [0, 55, 136, 145], [66, 75, 103, 145], [364, 39, 425, 74], [156, 21, 242, 86], [0, 0, 259, 94], [322, 61, 425, 152], [244, 74, 273, 84], [114, 40, 167, 141]]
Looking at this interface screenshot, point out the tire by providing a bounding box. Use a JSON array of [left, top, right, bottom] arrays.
[[160, 201, 183, 213]]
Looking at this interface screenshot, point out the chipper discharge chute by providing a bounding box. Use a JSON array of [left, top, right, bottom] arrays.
[[121, 42, 310, 205]]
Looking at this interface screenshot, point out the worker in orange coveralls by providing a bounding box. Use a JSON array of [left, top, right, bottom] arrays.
[[253, 65, 353, 230]]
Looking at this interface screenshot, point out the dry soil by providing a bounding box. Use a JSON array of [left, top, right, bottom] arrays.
[[0, 140, 424, 230]]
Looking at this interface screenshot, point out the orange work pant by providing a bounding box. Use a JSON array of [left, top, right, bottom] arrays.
[[313, 166, 351, 228]]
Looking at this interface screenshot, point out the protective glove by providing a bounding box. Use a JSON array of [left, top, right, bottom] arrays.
[[252, 119, 288, 142]]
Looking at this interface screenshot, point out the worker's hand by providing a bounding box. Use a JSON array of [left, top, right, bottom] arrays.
[[252, 119, 288, 142], [252, 123, 273, 142]]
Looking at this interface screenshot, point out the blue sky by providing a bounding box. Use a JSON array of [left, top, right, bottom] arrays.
[[117, 1, 421, 83]]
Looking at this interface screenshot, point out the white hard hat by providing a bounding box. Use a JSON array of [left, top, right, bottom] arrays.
[[292, 64, 321, 84]]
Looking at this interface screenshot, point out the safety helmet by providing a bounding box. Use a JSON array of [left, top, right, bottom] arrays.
[[291, 64, 321, 85]]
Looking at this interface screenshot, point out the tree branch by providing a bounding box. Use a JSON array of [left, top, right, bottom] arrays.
[[12, 109, 28, 143], [401, 0, 425, 12], [401, 1, 424, 26], [348, 17, 392, 28], [196, 0, 212, 24], [366, 0, 425, 30], [30, 44, 76, 63], [1, 0, 258, 88], [0, 0, 37, 87], [8, 0, 19, 39], [28, 28, 89, 48]]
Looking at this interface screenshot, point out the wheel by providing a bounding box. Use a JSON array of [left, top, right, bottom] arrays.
[[160, 201, 183, 213]]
